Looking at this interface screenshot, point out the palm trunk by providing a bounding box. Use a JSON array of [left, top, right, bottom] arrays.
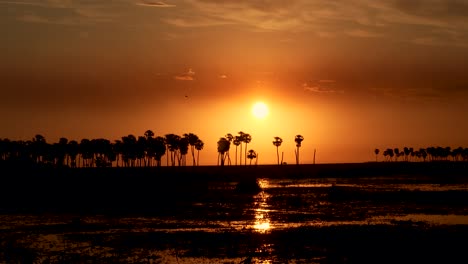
[[235, 147, 238, 165], [239, 144, 243, 166], [191, 146, 196, 166], [276, 147, 279, 165], [244, 143, 248, 166]]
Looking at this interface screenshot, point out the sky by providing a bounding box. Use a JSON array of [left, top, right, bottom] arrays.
[[1, 0, 468, 164]]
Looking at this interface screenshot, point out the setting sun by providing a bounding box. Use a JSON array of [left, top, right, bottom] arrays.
[[252, 102, 269, 119]]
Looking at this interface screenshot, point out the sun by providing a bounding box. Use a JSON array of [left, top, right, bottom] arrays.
[[252, 102, 269, 119]]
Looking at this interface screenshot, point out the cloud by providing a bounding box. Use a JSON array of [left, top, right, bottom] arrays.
[[18, 14, 50, 24], [0, 1, 45, 6], [369, 87, 443, 101], [318, 79, 336, 83], [303, 81, 342, 94], [219, 74, 227, 79], [7, 1, 122, 25], [174, 68, 195, 81], [346, 29, 383, 38], [136, 1, 175, 8], [159, 0, 468, 46]]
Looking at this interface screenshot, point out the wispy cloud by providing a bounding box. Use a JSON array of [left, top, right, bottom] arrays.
[[0, 1, 45, 6], [18, 13, 51, 23], [174, 68, 195, 81], [5, 0, 123, 25], [160, 0, 468, 46], [369, 87, 443, 101], [219, 74, 227, 79], [136, 1, 175, 8], [346, 29, 383, 38], [303, 80, 342, 94]]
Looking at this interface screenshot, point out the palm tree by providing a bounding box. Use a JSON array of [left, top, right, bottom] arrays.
[[184, 133, 200, 166], [144, 130, 154, 139], [152, 136, 166, 167], [136, 136, 147, 167], [113, 140, 123, 167], [403, 147, 410, 162], [195, 139, 204, 166], [217, 137, 230, 166], [394, 148, 400, 162], [295, 135, 304, 165], [79, 138, 93, 167], [238, 131, 245, 165], [243, 133, 252, 166], [247, 149, 257, 165], [32, 134, 46, 164], [225, 133, 233, 165], [179, 136, 190, 166], [165, 134, 181, 166], [388, 148, 394, 161], [56, 137, 68, 167], [144, 130, 154, 166], [121, 135, 137, 167], [233, 136, 241, 165], [273, 137, 283, 165], [374, 148, 380, 162], [66, 140, 79, 168]]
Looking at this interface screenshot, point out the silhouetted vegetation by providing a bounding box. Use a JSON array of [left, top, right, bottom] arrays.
[[0, 131, 204, 168], [272, 137, 283, 165], [376, 146, 468, 162], [294, 135, 304, 165]]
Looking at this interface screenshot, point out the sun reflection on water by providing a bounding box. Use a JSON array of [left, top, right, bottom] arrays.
[[253, 188, 272, 233]]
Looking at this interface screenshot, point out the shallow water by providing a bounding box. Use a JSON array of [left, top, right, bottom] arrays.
[[1, 176, 468, 263]]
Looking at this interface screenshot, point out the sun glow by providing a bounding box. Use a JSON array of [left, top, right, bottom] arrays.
[[252, 102, 269, 119]]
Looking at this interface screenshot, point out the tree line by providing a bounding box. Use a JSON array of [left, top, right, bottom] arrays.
[[374, 146, 468, 162], [0, 131, 307, 168], [0, 131, 204, 168]]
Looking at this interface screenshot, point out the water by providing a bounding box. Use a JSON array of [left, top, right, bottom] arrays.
[[1, 176, 468, 263]]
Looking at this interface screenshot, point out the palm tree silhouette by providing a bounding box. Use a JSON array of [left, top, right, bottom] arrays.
[[238, 131, 245, 165], [153, 136, 166, 167], [394, 148, 400, 162], [184, 133, 200, 166], [32, 134, 46, 165], [243, 133, 252, 166], [165, 134, 180, 166], [233, 136, 241, 165], [403, 147, 410, 162], [294, 135, 304, 165], [113, 140, 123, 167], [79, 138, 93, 167], [194, 139, 204, 166], [374, 148, 380, 162], [144, 130, 154, 166], [179, 136, 190, 166], [273, 137, 283, 165], [217, 137, 230, 166], [55, 137, 68, 167], [247, 149, 257, 165], [121, 135, 137, 167], [137, 136, 147, 167], [225, 133, 234, 165], [68, 140, 79, 168]]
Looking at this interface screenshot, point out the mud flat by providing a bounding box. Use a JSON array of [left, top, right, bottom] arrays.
[[1, 162, 468, 263]]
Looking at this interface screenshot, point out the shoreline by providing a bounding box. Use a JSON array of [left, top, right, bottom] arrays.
[[1, 161, 468, 179]]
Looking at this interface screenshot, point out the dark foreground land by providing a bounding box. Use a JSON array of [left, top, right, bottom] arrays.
[[1, 162, 468, 263]]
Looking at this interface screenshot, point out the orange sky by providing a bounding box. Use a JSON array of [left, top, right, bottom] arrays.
[[1, 0, 468, 164]]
